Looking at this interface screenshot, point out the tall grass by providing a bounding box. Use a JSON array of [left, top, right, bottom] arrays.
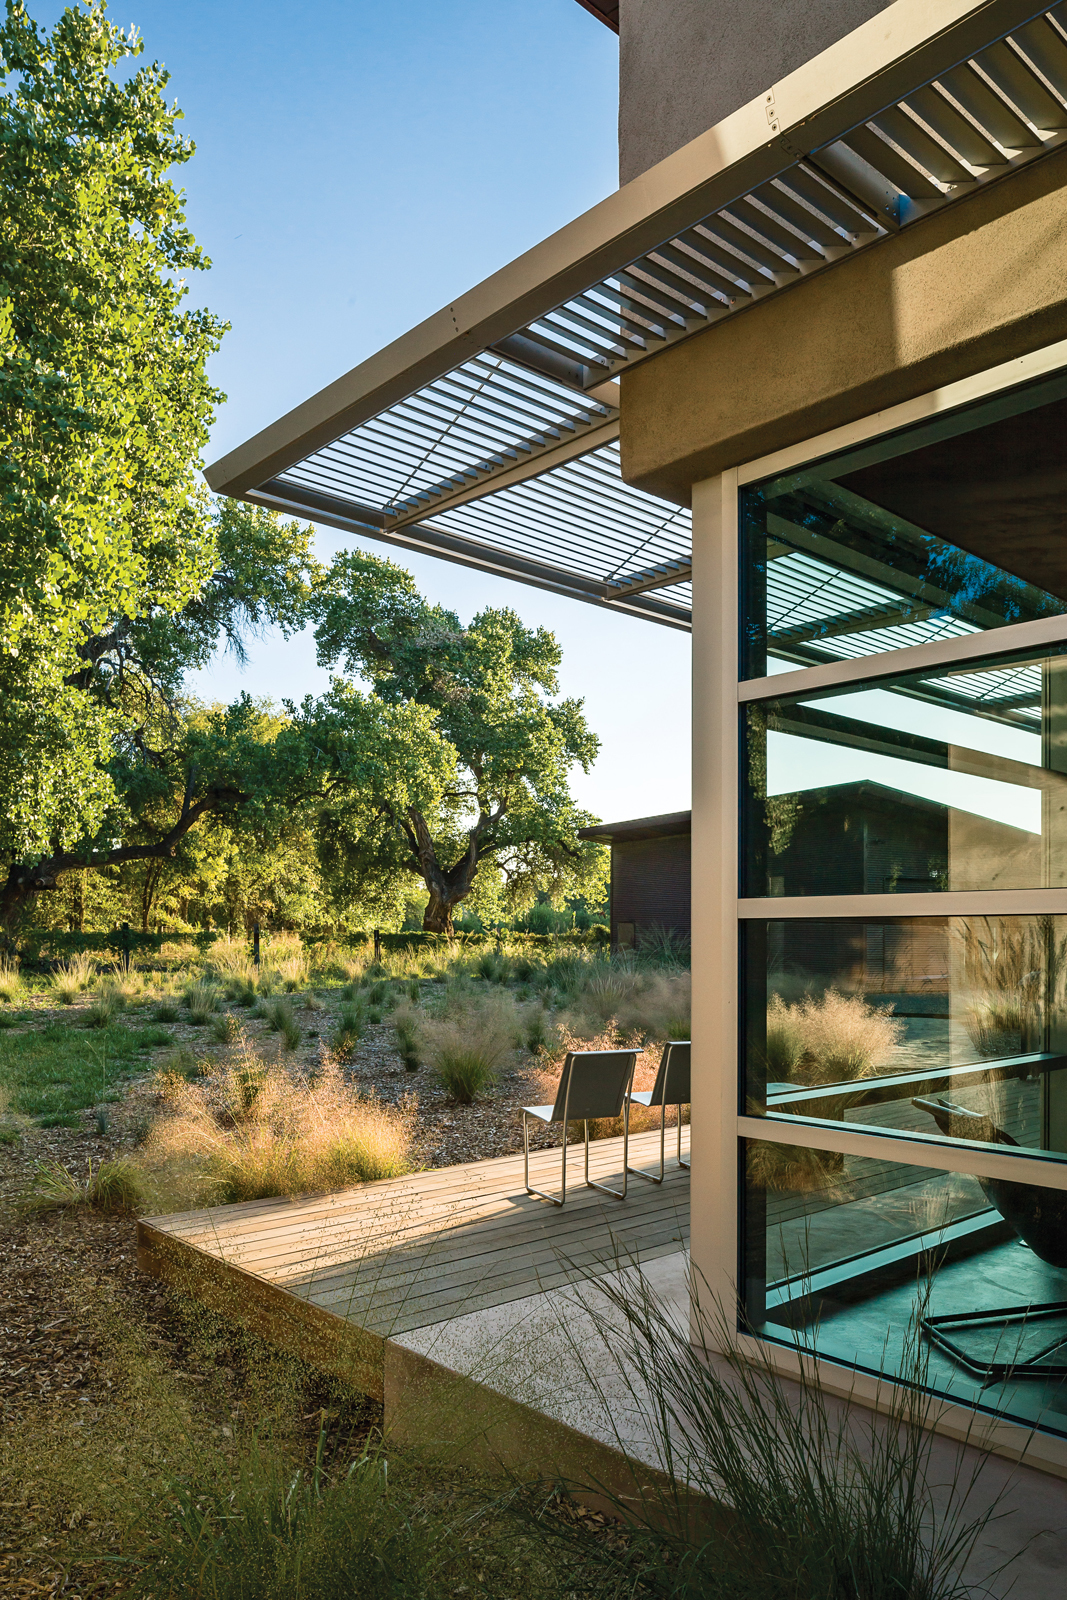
[[51, 951, 96, 1004], [0, 953, 22, 1004], [141, 1045, 413, 1205], [421, 994, 517, 1104], [560, 1260, 1022, 1600], [767, 990, 904, 1085]]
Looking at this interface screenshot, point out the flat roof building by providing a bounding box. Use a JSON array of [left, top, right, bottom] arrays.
[[205, 0, 1067, 1555]]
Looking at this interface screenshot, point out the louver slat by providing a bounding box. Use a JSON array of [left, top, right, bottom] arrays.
[[939, 61, 1042, 148], [871, 104, 976, 184], [975, 39, 1067, 129], [838, 122, 944, 198], [903, 83, 1007, 166]]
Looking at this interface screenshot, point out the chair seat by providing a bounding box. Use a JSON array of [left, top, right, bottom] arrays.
[[522, 1104, 556, 1122]]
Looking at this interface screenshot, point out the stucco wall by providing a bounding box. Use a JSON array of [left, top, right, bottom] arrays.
[[618, 0, 892, 183], [620, 145, 1067, 501]]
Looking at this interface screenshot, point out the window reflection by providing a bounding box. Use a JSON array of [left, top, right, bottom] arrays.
[[743, 917, 1067, 1161], [740, 379, 1067, 681], [743, 647, 1067, 896], [743, 1138, 1067, 1436]]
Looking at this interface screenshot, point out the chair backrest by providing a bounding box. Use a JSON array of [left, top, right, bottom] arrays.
[[550, 1050, 638, 1123], [648, 1041, 691, 1107]]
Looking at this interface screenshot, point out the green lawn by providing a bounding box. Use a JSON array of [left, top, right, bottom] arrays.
[[0, 1022, 173, 1124]]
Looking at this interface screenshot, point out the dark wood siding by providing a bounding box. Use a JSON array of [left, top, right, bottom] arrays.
[[612, 833, 691, 944]]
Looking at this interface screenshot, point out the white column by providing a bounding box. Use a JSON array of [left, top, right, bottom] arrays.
[[689, 469, 740, 1332]]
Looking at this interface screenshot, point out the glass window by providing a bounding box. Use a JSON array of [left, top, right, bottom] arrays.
[[742, 917, 1067, 1163], [740, 375, 1067, 681], [743, 1137, 1067, 1437], [743, 644, 1067, 898]]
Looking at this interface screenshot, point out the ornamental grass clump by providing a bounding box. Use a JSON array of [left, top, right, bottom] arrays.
[[557, 1261, 1022, 1600], [184, 980, 220, 1025], [421, 994, 517, 1104], [18, 1155, 146, 1215], [51, 951, 96, 1005], [767, 990, 904, 1086], [140, 1044, 413, 1206]]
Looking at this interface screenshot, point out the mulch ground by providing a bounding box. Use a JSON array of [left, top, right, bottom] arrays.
[[0, 985, 645, 1596]]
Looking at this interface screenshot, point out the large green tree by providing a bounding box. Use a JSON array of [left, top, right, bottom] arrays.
[[0, 0, 225, 882], [310, 552, 605, 933]]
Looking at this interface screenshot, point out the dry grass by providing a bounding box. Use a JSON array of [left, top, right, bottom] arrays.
[[766, 990, 904, 1085], [0, 954, 22, 1005], [139, 1043, 414, 1206], [419, 993, 518, 1104], [17, 1155, 146, 1215], [50, 951, 97, 1005]]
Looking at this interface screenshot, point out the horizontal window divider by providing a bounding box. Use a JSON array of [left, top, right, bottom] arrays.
[[738, 611, 1067, 704], [738, 1113, 1067, 1192], [737, 889, 1067, 918], [764, 1050, 1066, 1107]]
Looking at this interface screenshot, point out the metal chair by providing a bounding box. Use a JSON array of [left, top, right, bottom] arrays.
[[626, 1040, 691, 1183], [522, 1049, 638, 1207]]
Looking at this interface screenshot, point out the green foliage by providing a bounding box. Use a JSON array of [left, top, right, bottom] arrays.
[[0, 0, 226, 860], [0, 1021, 170, 1121], [309, 551, 608, 931]]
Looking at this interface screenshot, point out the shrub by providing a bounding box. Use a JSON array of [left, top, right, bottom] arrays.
[[153, 999, 181, 1023], [18, 1156, 145, 1215], [140, 1047, 413, 1205], [421, 996, 516, 1104]]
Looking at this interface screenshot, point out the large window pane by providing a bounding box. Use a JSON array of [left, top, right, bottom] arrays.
[[740, 376, 1067, 681], [743, 645, 1067, 897], [743, 1137, 1067, 1436], [742, 917, 1067, 1163]]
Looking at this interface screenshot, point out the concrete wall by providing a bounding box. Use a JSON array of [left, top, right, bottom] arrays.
[[618, 0, 891, 183], [620, 144, 1067, 501]]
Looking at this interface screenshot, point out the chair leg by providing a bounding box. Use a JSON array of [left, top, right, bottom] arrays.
[[678, 1104, 690, 1169], [524, 1111, 566, 1206], [626, 1100, 665, 1184], [585, 1109, 628, 1199]]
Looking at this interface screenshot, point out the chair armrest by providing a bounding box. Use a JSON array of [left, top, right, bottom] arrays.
[[522, 1104, 556, 1122], [628, 1090, 654, 1107]]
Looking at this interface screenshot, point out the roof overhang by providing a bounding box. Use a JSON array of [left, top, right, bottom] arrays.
[[208, 0, 1067, 634], [579, 810, 693, 842]]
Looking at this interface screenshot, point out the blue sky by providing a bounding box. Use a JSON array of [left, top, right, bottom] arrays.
[[88, 0, 692, 825]]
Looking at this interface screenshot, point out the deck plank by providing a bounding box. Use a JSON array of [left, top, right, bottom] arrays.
[[138, 1127, 690, 1373]]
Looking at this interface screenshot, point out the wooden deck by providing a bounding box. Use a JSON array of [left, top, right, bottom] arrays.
[[138, 1127, 690, 1399]]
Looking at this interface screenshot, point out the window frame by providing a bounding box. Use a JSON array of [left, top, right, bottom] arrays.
[[690, 334, 1067, 1476]]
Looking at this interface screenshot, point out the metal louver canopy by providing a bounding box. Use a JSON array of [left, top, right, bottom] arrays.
[[208, 0, 1067, 635]]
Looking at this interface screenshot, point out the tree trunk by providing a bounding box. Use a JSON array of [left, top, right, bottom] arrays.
[[422, 892, 455, 935], [407, 806, 484, 935]]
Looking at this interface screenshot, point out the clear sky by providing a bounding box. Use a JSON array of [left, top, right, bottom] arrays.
[[74, 0, 694, 826]]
